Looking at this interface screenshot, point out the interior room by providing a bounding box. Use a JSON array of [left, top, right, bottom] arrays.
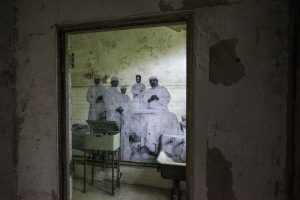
[[0, 0, 299, 200], [68, 24, 187, 199]]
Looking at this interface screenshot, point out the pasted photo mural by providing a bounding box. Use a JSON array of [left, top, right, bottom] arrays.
[[69, 24, 186, 163]]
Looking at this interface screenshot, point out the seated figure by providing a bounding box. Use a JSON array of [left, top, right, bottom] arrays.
[[120, 76, 184, 163], [129, 76, 182, 161]]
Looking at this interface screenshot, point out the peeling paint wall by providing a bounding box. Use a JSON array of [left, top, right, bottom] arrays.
[[193, 2, 292, 199], [209, 38, 245, 86], [13, 0, 293, 200], [0, 1, 17, 200]]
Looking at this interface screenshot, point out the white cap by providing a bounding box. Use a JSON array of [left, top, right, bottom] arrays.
[[149, 76, 158, 80], [111, 76, 119, 81], [94, 74, 100, 80]]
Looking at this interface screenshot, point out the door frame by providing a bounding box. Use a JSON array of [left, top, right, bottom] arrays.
[[57, 11, 196, 200]]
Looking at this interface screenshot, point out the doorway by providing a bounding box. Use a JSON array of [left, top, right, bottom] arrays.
[[58, 14, 192, 200]]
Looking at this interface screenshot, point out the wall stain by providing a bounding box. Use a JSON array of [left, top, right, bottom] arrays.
[[136, 36, 148, 44], [159, 0, 175, 11], [51, 190, 58, 200], [276, 136, 281, 166], [167, 25, 186, 32], [182, 0, 242, 8], [12, 1, 19, 171], [209, 38, 245, 86], [1, 69, 16, 86], [101, 40, 117, 49], [20, 94, 30, 113], [39, 2, 45, 11], [13, 115, 23, 167], [34, 138, 41, 151], [140, 44, 153, 51], [274, 181, 280, 197], [206, 144, 237, 200]]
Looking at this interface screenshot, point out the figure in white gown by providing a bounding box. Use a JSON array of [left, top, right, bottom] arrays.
[[131, 75, 146, 109], [140, 76, 181, 157], [143, 77, 171, 111], [104, 76, 123, 127], [86, 75, 106, 120], [120, 86, 133, 160], [120, 86, 131, 105]]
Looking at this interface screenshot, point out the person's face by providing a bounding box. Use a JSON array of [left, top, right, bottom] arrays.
[[94, 79, 100, 85], [149, 79, 158, 88], [121, 88, 126, 94], [136, 76, 141, 83], [111, 80, 119, 87]]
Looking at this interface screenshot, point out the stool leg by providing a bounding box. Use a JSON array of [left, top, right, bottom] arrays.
[[83, 151, 86, 193], [91, 151, 94, 185], [117, 148, 120, 186], [112, 151, 115, 196], [171, 180, 180, 200]]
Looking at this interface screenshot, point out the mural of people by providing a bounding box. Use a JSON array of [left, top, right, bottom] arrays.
[[85, 75, 185, 163]]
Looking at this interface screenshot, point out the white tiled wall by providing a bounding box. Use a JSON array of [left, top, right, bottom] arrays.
[[71, 87, 90, 125]]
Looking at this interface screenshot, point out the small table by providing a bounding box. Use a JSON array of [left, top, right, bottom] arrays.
[[72, 120, 121, 195]]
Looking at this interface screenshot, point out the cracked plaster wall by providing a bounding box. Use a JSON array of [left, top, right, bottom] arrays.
[[13, 0, 293, 200], [192, 2, 292, 199], [0, 1, 17, 200]]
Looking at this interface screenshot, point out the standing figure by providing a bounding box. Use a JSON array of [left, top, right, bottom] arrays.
[[104, 76, 124, 126], [131, 75, 146, 109], [120, 85, 133, 160], [86, 75, 106, 120], [120, 86, 131, 105]]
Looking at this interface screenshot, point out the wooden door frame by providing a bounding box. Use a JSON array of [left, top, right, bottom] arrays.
[[57, 10, 196, 200]]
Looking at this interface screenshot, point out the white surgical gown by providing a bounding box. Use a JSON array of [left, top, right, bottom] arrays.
[[86, 84, 106, 120], [143, 85, 171, 111], [104, 87, 123, 126]]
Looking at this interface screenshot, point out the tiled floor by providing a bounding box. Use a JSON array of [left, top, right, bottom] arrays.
[[72, 177, 177, 200]]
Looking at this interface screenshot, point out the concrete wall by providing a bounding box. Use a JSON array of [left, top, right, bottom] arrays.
[[14, 1, 293, 200], [0, 1, 17, 200]]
